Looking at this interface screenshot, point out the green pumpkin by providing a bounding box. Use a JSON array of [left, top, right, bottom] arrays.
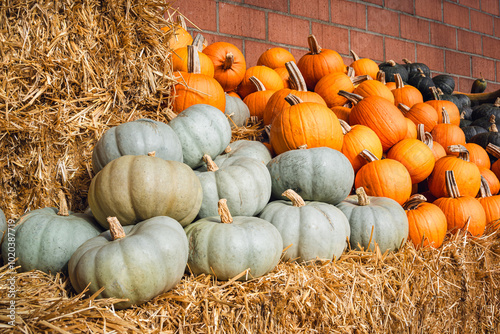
[[267, 147, 354, 205], [1, 192, 102, 274], [259, 189, 350, 263], [169, 104, 232, 169], [88, 154, 202, 228], [336, 187, 409, 253], [185, 199, 283, 281], [69, 216, 188, 309], [92, 118, 183, 173], [225, 93, 250, 128]]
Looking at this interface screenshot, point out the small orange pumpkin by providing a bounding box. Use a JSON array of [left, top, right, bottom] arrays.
[[163, 16, 193, 51], [353, 77, 395, 104], [487, 143, 500, 180], [273, 67, 291, 88], [478, 176, 500, 228], [398, 102, 438, 133], [172, 43, 215, 77], [450, 142, 490, 169], [203, 42, 247, 92], [349, 50, 379, 79], [242, 76, 275, 121], [391, 73, 423, 108], [331, 103, 352, 123], [387, 138, 435, 184], [237, 65, 284, 99], [315, 68, 369, 108], [257, 47, 296, 69], [431, 108, 466, 155], [426, 87, 460, 126]]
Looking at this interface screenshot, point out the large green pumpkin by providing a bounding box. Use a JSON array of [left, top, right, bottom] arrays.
[[336, 187, 409, 253], [92, 118, 183, 173], [195, 155, 271, 218], [225, 93, 250, 128], [1, 193, 102, 274], [88, 154, 202, 228], [259, 189, 350, 263], [169, 104, 232, 169], [69, 216, 188, 309], [267, 147, 354, 205], [185, 199, 283, 281]]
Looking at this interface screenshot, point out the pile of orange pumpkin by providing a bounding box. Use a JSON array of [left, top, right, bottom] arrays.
[[168, 18, 500, 250]]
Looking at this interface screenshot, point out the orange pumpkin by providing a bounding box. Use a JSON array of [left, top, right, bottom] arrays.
[[257, 47, 296, 69], [404, 194, 447, 249], [398, 102, 438, 133], [478, 176, 500, 228], [172, 46, 215, 77], [353, 78, 395, 104], [377, 70, 397, 90], [417, 125, 447, 161], [315, 69, 369, 108], [242, 76, 275, 121], [404, 118, 417, 139], [433, 170, 486, 236], [274, 67, 291, 88], [487, 143, 500, 180], [431, 108, 466, 155], [203, 42, 247, 92], [387, 138, 435, 184], [331, 103, 352, 123], [391, 73, 423, 108], [450, 143, 490, 169], [426, 87, 460, 126], [349, 50, 379, 79], [479, 167, 500, 196], [163, 16, 193, 51], [237, 65, 284, 99], [269, 94, 343, 155], [227, 91, 241, 99]]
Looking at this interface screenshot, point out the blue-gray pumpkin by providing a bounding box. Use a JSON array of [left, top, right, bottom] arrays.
[[185, 199, 283, 281], [225, 93, 250, 128], [259, 189, 350, 263], [69, 216, 188, 309], [336, 187, 409, 253], [267, 147, 354, 205], [0, 208, 6, 250], [92, 118, 183, 173]]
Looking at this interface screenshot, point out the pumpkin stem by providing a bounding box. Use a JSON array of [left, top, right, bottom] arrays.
[[307, 35, 322, 55], [398, 103, 411, 116], [444, 170, 461, 198], [359, 149, 379, 163], [176, 15, 187, 30], [346, 66, 355, 78], [187, 45, 201, 74], [441, 107, 450, 124], [284, 93, 304, 106], [447, 144, 470, 161], [57, 190, 69, 216], [202, 154, 219, 172], [337, 90, 363, 105], [223, 53, 234, 71], [479, 175, 493, 198], [403, 194, 427, 210], [224, 145, 232, 154], [285, 61, 308, 92], [339, 119, 351, 135], [386, 60, 397, 67], [488, 115, 498, 132], [394, 73, 404, 89], [495, 97, 500, 107], [376, 70, 386, 84], [282, 189, 306, 207], [430, 86, 441, 101], [165, 108, 178, 121], [217, 199, 233, 224], [486, 143, 500, 159], [402, 58, 412, 64], [355, 187, 370, 206], [298, 144, 308, 149], [417, 128, 434, 149], [147, 151, 156, 157], [192, 33, 205, 52], [351, 75, 371, 86], [248, 76, 266, 92], [350, 50, 360, 61], [107, 217, 127, 240]]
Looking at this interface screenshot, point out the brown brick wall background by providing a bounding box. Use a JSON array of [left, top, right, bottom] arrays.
[[168, 0, 500, 93]]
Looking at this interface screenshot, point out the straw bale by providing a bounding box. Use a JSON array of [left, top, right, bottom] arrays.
[[1, 228, 499, 333]]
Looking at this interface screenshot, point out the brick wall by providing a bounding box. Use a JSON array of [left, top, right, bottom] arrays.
[[169, 0, 500, 93]]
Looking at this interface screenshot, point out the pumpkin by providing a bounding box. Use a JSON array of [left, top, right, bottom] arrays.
[[315, 69, 368, 108], [269, 94, 343, 155], [398, 102, 438, 133], [242, 76, 276, 121], [470, 98, 500, 121], [378, 60, 409, 83], [461, 124, 487, 142], [172, 45, 215, 77], [237, 65, 284, 99], [431, 108, 466, 155], [297, 35, 345, 91], [353, 77, 395, 104], [337, 187, 409, 253], [471, 75, 487, 94], [479, 167, 500, 196], [404, 118, 418, 139], [354, 149, 412, 205], [331, 103, 352, 123], [207, 139, 272, 168], [433, 170, 486, 236], [391, 73, 423, 108], [387, 138, 435, 184], [163, 16, 193, 51], [267, 146, 354, 205], [202, 42, 247, 92], [377, 70, 396, 90], [274, 66, 291, 88], [407, 69, 436, 101], [403, 58, 431, 78], [470, 113, 500, 129], [432, 74, 455, 95], [225, 93, 250, 128], [427, 145, 481, 198], [91, 118, 183, 174], [426, 87, 460, 126], [1, 191, 102, 274], [88, 154, 203, 228], [173, 45, 226, 113], [168, 103, 232, 169], [350, 50, 379, 79], [404, 194, 447, 249], [184, 199, 283, 281], [259, 189, 350, 262], [487, 144, 500, 179], [339, 120, 383, 173], [478, 176, 500, 227], [195, 155, 271, 218], [339, 91, 407, 151], [257, 47, 296, 69], [69, 216, 188, 309], [417, 124, 446, 161], [449, 142, 490, 169], [469, 117, 500, 159]]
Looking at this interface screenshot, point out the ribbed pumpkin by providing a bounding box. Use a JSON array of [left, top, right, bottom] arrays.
[[315, 68, 368, 108], [417, 125, 447, 161], [404, 194, 447, 249], [225, 93, 250, 128], [353, 78, 395, 104], [433, 170, 486, 236], [270, 94, 343, 155], [478, 176, 500, 227], [403, 118, 418, 139], [379, 60, 409, 83], [163, 16, 193, 51], [391, 73, 423, 108], [172, 45, 215, 77], [257, 47, 296, 69], [237, 65, 284, 99], [431, 108, 466, 155], [426, 87, 460, 126], [339, 91, 407, 151], [449, 142, 490, 169], [274, 67, 291, 88], [398, 102, 438, 133], [263, 61, 326, 126], [479, 167, 500, 196], [386, 138, 435, 184], [243, 76, 275, 121], [354, 149, 412, 205], [427, 145, 482, 199], [297, 35, 345, 91], [349, 50, 379, 79], [173, 45, 226, 113], [339, 120, 383, 173], [331, 103, 352, 123], [202, 42, 246, 92]]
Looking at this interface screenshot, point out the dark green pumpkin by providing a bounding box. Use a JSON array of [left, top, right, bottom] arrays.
[[462, 125, 487, 142], [470, 98, 500, 121], [407, 71, 435, 101], [470, 115, 500, 130], [471, 76, 487, 94], [403, 58, 431, 78], [379, 60, 408, 83], [461, 105, 474, 121], [433, 74, 455, 95], [454, 94, 472, 110], [469, 122, 500, 161]]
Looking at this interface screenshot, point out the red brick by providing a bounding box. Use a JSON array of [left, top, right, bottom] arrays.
[[430, 22, 456, 49], [169, 0, 217, 31], [443, 2, 470, 29], [458, 77, 475, 93], [291, 0, 329, 22], [350, 31, 384, 62], [458, 0, 480, 10], [482, 0, 500, 15], [367, 6, 399, 37], [488, 82, 500, 93], [268, 13, 310, 48], [385, 38, 416, 64], [495, 17, 500, 37], [470, 10, 494, 35], [385, 0, 413, 14], [290, 47, 309, 65], [311, 23, 349, 56], [245, 0, 288, 12], [331, 0, 366, 30], [219, 4, 266, 39], [400, 14, 429, 43], [445, 50, 471, 77], [471, 56, 495, 81], [200, 32, 244, 50], [415, 0, 442, 21], [483, 36, 500, 59], [244, 41, 281, 68], [457, 30, 482, 54], [417, 44, 445, 72]]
